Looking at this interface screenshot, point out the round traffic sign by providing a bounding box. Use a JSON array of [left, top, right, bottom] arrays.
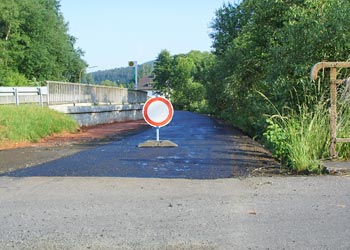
[[143, 97, 174, 127]]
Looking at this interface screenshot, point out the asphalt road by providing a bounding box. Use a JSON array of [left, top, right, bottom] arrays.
[[1, 111, 349, 249], [1, 111, 277, 179], [0, 176, 350, 250]]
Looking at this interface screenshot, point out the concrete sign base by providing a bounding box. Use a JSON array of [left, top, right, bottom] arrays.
[[138, 140, 178, 148]]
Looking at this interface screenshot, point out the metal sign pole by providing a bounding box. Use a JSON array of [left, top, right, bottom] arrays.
[[156, 127, 160, 141], [134, 62, 138, 90], [128, 61, 138, 90], [138, 96, 177, 147]]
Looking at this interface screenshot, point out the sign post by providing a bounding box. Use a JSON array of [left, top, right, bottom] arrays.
[[138, 96, 177, 147], [128, 61, 138, 90]]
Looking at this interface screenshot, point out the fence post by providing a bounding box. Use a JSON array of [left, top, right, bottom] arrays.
[[310, 62, 350, 158], [14, 88, 19, 106], [47, 82, 50, 106], [329, 67, 338, 158], [38, 87, 43, 107]]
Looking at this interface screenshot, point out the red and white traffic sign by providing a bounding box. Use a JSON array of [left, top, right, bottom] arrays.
[[142, 96, 174, 127]]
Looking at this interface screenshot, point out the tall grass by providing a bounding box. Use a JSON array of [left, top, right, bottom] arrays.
[[263, 91, 350, 173], [264, 102, 328, 173], [335, 82, 350, 157], [0, 105, 78, 143]]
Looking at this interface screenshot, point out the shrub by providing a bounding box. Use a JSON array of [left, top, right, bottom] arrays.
[[0, 71, 30, 86]]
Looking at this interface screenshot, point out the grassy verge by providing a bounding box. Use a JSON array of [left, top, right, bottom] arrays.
[[263, 102, 329, 173], [0, 105, 78, 143]]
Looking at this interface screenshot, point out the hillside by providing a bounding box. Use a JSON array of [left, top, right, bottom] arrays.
[[90, 61, 154, 86]]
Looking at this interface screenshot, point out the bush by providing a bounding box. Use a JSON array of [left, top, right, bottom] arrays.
[[0, 71, 30, 86]]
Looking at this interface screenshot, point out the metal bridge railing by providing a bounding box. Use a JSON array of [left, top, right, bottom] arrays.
[[46, 81, 147, 106]]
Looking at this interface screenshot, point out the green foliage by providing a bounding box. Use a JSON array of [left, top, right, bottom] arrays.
[[264, 101, 330, 173], [153, 50, 214, 112], [209, 0, 350, 136], [207, 0, 350, 172], [0, 0, 86, 86], [0, 105, 78, 142], [0, 71, 29, 86], [153, 50, 173, 94], [264, 117, 289, 161], [138, 62, 154, 80]]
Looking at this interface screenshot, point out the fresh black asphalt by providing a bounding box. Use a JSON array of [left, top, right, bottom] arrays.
[[1, 111, 275, 179]]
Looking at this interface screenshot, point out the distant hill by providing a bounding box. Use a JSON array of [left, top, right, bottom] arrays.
[[90, 61, 154, 86]]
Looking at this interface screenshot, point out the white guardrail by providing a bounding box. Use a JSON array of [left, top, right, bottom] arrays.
[[0, 87, 48, 106], [0, 82, 148, 107]]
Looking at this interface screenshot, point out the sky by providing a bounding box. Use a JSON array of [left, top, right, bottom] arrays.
[[59, 0, 239, 72]]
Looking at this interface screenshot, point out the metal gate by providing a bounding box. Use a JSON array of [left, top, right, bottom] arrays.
[[311, 62, 350, 158]]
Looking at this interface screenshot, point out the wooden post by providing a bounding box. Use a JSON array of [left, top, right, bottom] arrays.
[[310, 62, 350, 158], [329, 67, 338, 158]]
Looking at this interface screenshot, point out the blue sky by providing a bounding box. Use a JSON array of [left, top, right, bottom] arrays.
[[59, 0, 239, 71]]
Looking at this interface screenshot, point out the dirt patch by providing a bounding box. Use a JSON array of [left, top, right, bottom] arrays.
[[0, 120, 148, 150]]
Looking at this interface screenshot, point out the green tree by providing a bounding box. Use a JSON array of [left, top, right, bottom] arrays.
[[153, 49, 173, 95], [139, 62, 154, 79], [209, 0, 350, 136], [153, 50, 213, 111], [0, 0, 86, 86]]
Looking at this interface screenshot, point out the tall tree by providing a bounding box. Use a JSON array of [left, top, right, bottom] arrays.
[[0, 0, 86, 86], [153, 49, 173, 95], [153, 50, 213, 111], [209, 0, 350, 136]]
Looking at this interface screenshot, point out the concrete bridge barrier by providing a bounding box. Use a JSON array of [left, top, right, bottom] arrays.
[[0, 82, 148, 126], [49, 103, 144, 126], [46, 81, 147, 126]]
